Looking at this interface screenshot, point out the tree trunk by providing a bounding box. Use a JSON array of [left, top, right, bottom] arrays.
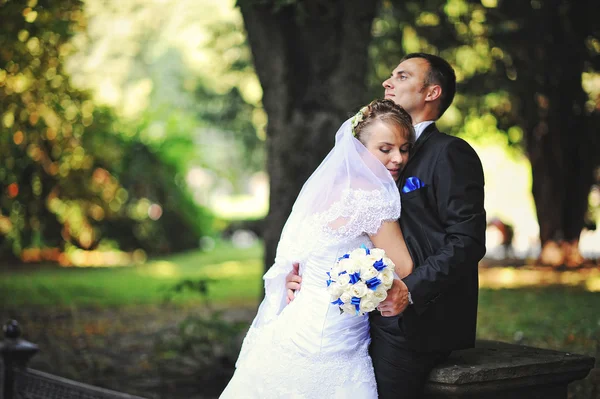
[[511, 0, 597, 266], [238, 0, 380, 272]]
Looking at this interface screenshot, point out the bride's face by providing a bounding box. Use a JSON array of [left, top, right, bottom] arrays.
[[361, 120, 410, 181]]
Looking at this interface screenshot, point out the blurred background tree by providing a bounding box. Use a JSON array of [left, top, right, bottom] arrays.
[[65, 0, 267, 217], [237, 0, 381, 271], [0, 0, 215, 263]]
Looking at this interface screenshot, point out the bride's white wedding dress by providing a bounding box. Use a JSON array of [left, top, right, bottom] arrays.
[[221, 236, 378, 399], [220, 119, 401, 399]]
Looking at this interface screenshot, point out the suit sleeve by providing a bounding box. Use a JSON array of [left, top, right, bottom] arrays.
[[402, 138, 486, 315]]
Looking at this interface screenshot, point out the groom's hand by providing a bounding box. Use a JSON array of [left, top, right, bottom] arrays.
[[378, 279, 409, 317], [285, 262, 302, 304]]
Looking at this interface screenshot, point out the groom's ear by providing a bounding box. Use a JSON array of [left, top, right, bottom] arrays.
[[425, 85, 442, 102]]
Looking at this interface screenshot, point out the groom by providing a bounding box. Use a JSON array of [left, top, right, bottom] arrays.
[[287, 53, 486, 398]]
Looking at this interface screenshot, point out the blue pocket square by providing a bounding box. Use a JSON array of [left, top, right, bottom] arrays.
[[402, 176, 426, 193]]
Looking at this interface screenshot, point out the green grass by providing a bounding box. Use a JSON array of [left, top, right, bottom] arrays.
[[477, 286, 600, 356], [2, 246, 599, 359], [0, 241, 264, 307]]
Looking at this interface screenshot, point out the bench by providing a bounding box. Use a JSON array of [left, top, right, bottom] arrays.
[[425, 340, 595, 398]]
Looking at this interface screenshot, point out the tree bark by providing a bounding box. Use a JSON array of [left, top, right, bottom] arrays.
[[238, 0, 380, 271]]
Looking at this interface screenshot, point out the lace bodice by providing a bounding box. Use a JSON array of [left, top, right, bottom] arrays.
[[277, 186, 400, 266]]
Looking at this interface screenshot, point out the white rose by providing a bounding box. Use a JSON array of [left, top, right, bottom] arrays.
[[339, 258, 362, 274], [340, 303, 357, 315], [373, 285, 388, 303], [347, 260, 363, 274], [359, 294, 377, 313], [350, 281, 369, 298], [340, 292, 353, 304], [327, 282, 345, 298], [337, 257, 352, 271], [370, 248, 386, 260], [380, 268, 394, 288], [337, 273, 351, 287], [363, 289, 376, 303], [329, 265, 341, 279], [383, 256, 395, 269], [360, 263, 379, 281], [350, 248, 367, 259], [367, 254, 379, 263], [358, 256, 376, 270]]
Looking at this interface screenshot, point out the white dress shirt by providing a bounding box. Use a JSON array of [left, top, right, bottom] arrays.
[[413, 120, 435, 141]]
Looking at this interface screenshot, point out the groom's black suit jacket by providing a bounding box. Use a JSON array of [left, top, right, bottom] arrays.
[[371, 123, 486, 353]]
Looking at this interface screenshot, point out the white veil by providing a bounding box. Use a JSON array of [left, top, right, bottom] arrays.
[[247, 118, 401, 333]]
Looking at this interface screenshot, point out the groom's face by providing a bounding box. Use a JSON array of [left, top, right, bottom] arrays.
[[382, 57, 430, 118]]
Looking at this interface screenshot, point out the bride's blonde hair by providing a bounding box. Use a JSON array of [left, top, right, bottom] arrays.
[[353, 99, 415, 145]]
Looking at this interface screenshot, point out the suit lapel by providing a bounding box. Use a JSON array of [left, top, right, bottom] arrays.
[[398, 123, 437, 184]]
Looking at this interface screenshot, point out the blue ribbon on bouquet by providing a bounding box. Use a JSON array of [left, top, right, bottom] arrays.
[[360, 244, 370, 255], [331, 298, 344, 305], [365, 277, 382, 290], [337, 253, 350, 261], [349, 272, 360, 284], [326, 271, 332, 287], [373, 259, 386, 271]]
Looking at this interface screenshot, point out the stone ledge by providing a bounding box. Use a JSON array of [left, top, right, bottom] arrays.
[[424, 340, 595, 399]]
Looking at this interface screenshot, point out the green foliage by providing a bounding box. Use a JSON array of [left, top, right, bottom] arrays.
[[64, 1, 266, 196], [163, 278, 216, 303], [84, 119, 214, 254], [152, 312, 247, 387], [0, 0, 214, 259], [0, 0, 109, 257], [194, 19, 265, 187]]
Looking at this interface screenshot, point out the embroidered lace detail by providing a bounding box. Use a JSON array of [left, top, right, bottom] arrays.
[[278, 187, 400, 265]]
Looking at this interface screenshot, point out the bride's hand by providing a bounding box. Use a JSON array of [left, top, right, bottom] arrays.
[[285, 262, 302, 304]]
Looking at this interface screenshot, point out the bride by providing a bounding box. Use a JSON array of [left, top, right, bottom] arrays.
[[220, 99, 415, 398]]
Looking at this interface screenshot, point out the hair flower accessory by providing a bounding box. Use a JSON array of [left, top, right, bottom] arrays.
[[350, 106, 368, 137]]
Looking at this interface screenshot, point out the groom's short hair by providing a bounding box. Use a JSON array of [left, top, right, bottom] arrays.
[[401, 53, 456, 119]]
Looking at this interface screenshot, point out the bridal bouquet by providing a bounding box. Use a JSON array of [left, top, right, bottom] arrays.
[[326, 246, 395, 316]]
